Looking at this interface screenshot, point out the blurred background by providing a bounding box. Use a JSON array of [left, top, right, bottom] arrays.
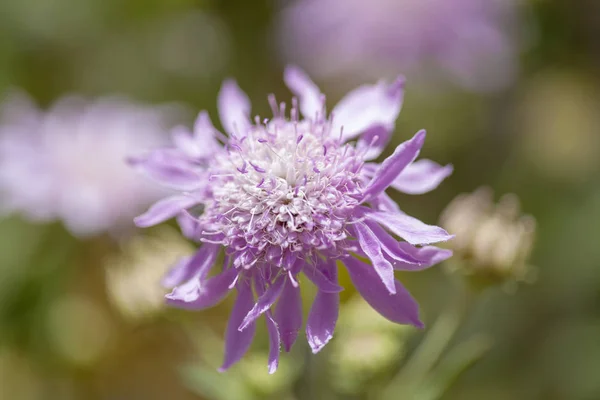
[[0, 0, 599, 399]]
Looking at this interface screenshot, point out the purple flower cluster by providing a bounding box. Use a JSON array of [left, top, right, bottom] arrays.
[[0, 93, 172, 237], [133, 67, 453, 372], [279, 0, 519, 92]]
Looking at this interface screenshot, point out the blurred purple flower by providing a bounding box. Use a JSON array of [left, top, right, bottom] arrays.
[[133, 67, 453, 373], [0, 92, 174, 237], [278, 0, 519, 92]]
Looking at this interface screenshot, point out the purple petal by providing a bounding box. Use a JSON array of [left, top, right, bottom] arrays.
[[220, 280, 256, 372], [353, 222, 396, 294], [162, 243, 220, 288], [161, 256, 193, 288], [275, 279, 303, 352], [357, 125, 392, 161], [193, 110, 227, 143], [303, 262, 344, 293], [306, 260, 339, 353], [361, 130, 426, 201], [391, 159, 453, 195], [134, 195, 198, 227], [363, 220, 421, 265], [166, 267, 237, 310], [343, 256, 423, 328], [171, 124, 219, 160], [217, 80, 251, 137], [177, 211, 199, 240], [392, 244, 453, 271], [331, 77, 404, 142], [265, 312, 280, 374], [131, 150, 202, 191], [238, 276, 285, 331], [284, 65, 323, 119], [365, 209, 454, 245]]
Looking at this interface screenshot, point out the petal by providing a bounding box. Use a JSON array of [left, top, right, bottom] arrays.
[[265, 312, 280, 374], [193, 110, 227, 143], [134, 195, 198, 227], [353, 222, 396, 294], [220, 280, 256, 372], [391, 159, 453, 195], [162, 243, 220, 288], [343, 256, 423, 328], [130, 150, 202, 191], [392, 244, 453, 271], [217, 80, 251, 137], [238, 276, 285, 331], [274, 279, 303, 352], [166, 267, 237, 310], [161, 256, 193, 288], [177, 211, 199, 240], [357, 125, 392, 161], [363, 221, 421, 265], [365, 210, 454, 245], [331, 77, 404, 142], [361, 130, 426, 201], [303, 262, 344, 293], [284, 65, 323, 119], [306, 260, 339, 353]]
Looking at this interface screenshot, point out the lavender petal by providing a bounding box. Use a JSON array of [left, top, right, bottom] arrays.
[[220, 280, 256, 372], [354, 222, 396, 294], [361, 130, 426, 201], [275, 279, 303, 352], [134, 194, 198, 227], [343, 256, 423, 328], [306, 260, 340, 353]]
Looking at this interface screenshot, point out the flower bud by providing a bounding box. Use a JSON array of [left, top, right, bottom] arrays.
[[440, 187, 536, 288]]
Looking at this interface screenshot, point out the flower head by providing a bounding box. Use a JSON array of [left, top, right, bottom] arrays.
[[0, 93, 175, 237], [279, 0, 519, 92], [440, 187, 536, 289], [134, 67, 454, 372]]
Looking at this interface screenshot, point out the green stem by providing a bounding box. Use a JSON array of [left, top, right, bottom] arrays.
[[382, 275, 475, 400]]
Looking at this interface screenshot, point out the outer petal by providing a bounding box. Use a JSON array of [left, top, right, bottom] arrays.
[[357, 125, 392, 161], [331, 77, 404, 142], [166, 267, 237, 309], [365, 209, 454, 245], [392, 244, 453, 271], [238, 276, 285, 331], [161, 256, 193, 288], [361, 130, 426, 201], [343, 256, 423, 328], [134, 195, 198, 227], [303, 262, 344, 293], [265, 312, 280, 374], [220, 280, 256, 372], [217, 80, 251, 137], [391, 159, 453, 195], [354, 222, 396, 294], [274, 279, 303, 352], [306, 260, 339, 353], [363, 221, 421, 265], [162, 243, 220, 288], [193, 110, 227, 143], [284, 65, 323, 119], [177, 211, 199, 240], [130, 150, 202, 191]]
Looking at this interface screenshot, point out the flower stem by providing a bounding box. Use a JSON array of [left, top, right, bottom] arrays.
[[382, 274, 475, 400]]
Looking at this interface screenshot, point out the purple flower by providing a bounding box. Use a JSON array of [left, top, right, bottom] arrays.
[[0, 92, 174, 237], [278, 0, 519, 92], [134, 67, 454, 373]]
